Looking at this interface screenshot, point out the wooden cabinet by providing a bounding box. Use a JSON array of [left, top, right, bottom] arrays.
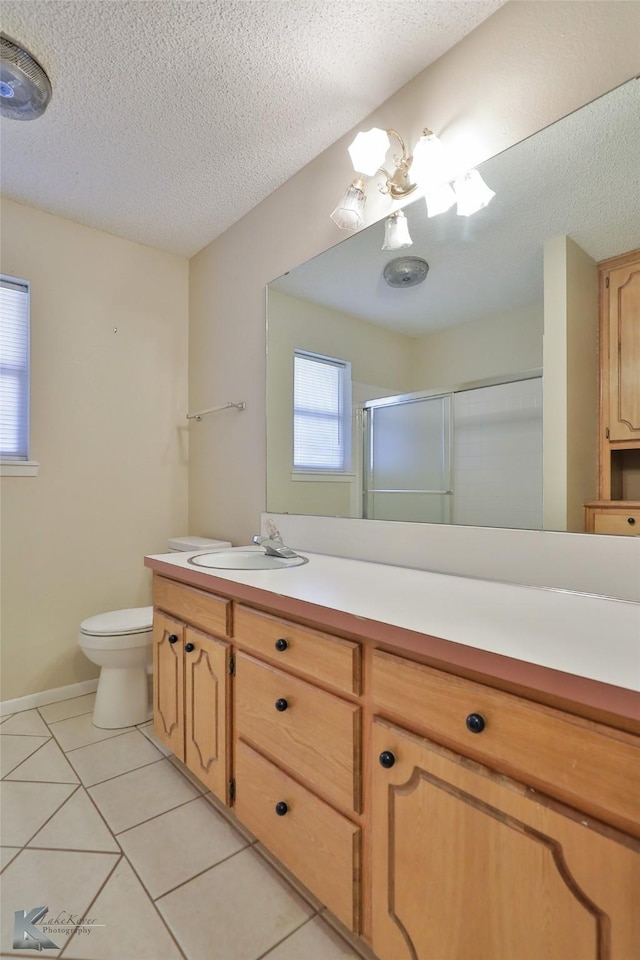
[[150, 570, 640, 958], [235, 652, 361, 813], [235, 740, 361, 930], [371, 718, 640, 960], [153, 601, 231, 803], [585, 500, 640, 536], [233, 608, 363, 931], [589, 249, 640, 528]]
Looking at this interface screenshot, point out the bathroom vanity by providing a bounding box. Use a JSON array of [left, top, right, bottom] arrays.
[[144, 551, 640, 960]]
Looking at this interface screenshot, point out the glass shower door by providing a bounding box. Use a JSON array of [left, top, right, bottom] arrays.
[[364, 394, 452, 522]]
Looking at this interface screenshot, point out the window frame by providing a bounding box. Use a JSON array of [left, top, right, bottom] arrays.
[[292, 349, 353, 478], [0, 274, 38, 476]]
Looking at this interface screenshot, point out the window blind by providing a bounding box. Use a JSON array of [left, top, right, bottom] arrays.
[[0, 278, 30, 460], [293, 352, 350, 471]]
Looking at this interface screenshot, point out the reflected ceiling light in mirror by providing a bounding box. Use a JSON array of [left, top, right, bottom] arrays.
[[453, 169, 496, 216], [332, 124, 495, 229], [382, 211, 413, 250]]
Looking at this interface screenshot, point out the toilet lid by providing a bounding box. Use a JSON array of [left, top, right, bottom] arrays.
[[80, 606, 153, 637]]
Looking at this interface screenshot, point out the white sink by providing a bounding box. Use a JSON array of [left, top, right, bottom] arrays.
[[187, 548, 308, 570]]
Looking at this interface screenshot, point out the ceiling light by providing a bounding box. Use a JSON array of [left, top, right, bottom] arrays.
[[424, 182, 457, 218], [0, 34, 52, 121], [453, 170, 496, 216], [382, 211, 413, 250], [383, 257, 429, 288], [411, 130, 452, 191], [331, 124, 495, 230], [330, 178, 366, 230], [348, 128, 391, 177]]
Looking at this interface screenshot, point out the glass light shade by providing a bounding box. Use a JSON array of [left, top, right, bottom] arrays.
[[330, 180, 366, 230], [382, 211, 413, 250], [348, 127, 391, 176], [411, 132, 451, 190], [424, 182, 456, 218], [453, 169, 496, 216]]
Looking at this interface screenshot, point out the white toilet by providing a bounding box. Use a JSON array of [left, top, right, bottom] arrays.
[[78, 536, 231, 729]]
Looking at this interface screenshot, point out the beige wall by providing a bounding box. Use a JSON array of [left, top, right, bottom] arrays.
[[189, 1, 640, 546], [410, 302, 543, 391], [543, 235, 599, 531], [0, 199, 189, 700]]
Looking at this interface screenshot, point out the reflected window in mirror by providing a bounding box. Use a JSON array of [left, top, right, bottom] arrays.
[[293, 351, 352, 475]]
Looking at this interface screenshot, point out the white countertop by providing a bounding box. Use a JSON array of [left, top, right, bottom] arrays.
[[147, 549, 640, 693]]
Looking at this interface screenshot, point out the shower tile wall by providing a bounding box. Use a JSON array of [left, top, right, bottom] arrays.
[[452, 378, 542, 530]]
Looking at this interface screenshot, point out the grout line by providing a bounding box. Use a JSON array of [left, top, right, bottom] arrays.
[[56, 725, 141, 753], [254, 915, 317, 960], [115, 851, 189, 960], [153, 844, 251, 903], [80, 754, 167, 789], [114, 794, 207, 838], [57, 853, 123, 959], [37, 705, 95, 725], [1, 735, 54, 779], [0, 729, 52, 737], [11, 784, 82, 851]]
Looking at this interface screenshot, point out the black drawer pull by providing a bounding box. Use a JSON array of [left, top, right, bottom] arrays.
[[275, 801, 288, 816], [275, 698, 289, 712], [379, 751, 396, 769], [168, 634, 179, 644], [628, 517, 636, 525], [466, 712, 486, 734], [275, 638, 288, 651], [184, 642, 195, 653]]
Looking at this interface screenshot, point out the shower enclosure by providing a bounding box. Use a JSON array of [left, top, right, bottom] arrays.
[[362, 373, 542, 529]]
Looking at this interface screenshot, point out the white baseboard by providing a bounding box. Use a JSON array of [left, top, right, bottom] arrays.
[[1, 678, 99, 717]]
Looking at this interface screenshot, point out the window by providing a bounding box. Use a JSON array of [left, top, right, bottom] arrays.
[[0, 276, 35, 473], [293, 351, 352, 473]]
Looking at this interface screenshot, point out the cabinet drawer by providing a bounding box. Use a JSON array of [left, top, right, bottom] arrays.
[[236, 653, 361, 813], [153, 576, 231, 638], [234, 605, 361, 696], [372, 649, 640, 836], [235, 741, 361, 932], [593, 510, 640, 535]]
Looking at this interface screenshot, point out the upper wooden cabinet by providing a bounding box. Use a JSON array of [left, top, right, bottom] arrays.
[[601, 251, 640, 444]]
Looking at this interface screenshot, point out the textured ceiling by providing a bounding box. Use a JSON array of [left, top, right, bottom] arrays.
[[271, 79, 640, 336], [0, 0, 503, 257]]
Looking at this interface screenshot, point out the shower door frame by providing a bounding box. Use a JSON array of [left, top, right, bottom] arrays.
[[361, 368, 542, 523]]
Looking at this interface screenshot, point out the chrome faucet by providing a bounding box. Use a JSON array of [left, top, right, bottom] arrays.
[[252, 535, 299, 559]]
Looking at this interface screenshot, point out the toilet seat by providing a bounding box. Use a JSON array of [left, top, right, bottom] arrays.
[[79, 606, 153, 637]]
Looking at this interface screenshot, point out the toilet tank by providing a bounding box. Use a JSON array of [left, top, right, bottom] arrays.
[[168, 536, 232, 553]]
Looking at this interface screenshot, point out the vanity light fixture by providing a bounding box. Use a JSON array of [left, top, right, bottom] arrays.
[[382, 211, 413, 250], [331, 125, 495, 231]]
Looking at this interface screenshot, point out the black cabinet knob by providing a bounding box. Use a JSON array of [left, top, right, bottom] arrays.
[[168, 634, 179, 644], [379, 750, 396, 769], [628, 517, 636, 525], [275, 801, 288, 816], [275, 698, 289, 712], [466, 712, 486, 734], [275, 638, 288, 651], [184, 642, 195, 653]]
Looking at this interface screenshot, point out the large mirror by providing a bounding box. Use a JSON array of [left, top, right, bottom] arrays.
[[266, 80, 639, 532]]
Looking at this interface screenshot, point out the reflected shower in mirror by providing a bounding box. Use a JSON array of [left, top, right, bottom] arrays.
[[266, 79, 640, 532]]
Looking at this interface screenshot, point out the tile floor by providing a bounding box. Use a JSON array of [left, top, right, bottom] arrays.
[[0, 695, 371, 960]]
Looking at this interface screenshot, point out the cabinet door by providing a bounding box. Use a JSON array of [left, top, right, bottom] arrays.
[[153, 612, 185, 760], [184, 626, 230, 803], [606, 259, 640, 442], [372, 718, 640, 960]]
